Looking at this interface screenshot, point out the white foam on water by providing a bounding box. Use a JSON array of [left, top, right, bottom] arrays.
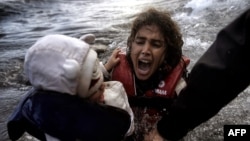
[[184, 0, 249, 16], [184, 0, 213, 15], [184, 37, 210, 50]]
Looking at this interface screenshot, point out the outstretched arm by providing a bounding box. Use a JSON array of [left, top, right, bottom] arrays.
[[157, 9, 250, 141]]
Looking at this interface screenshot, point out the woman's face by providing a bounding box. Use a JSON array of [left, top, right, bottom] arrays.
[[130, 25, 166, 80]]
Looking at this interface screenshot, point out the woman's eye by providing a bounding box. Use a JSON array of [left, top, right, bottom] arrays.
[[151, 41, 164, 48], [152, 43, 162, 48], [135, 40, 144, 45], [135, 40, 145, 45]]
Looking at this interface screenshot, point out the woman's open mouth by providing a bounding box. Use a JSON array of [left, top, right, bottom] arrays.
[[137, 60, 151, 75]]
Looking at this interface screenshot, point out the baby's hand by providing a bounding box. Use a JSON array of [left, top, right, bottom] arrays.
[[104, 48, 121, 72]]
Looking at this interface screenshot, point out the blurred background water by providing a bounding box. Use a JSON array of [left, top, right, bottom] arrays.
[[0, 0, 250, 141]]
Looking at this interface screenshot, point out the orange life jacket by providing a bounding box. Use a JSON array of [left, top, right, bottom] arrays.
[[111, 54, 190, 137], [111, 54, 190, 98]]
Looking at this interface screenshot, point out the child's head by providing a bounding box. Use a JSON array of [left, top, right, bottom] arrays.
[[24, 34, 104, 99]]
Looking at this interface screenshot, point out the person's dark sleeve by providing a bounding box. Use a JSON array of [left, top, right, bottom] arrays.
[[157, 9, 250, 141], [22, 90, 131, 141]]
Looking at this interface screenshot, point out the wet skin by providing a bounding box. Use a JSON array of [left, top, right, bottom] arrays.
[[89, 83, 105, 103], [130, 25, 166, 80]]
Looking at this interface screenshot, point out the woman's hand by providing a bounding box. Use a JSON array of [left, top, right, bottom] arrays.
[[104, 48, 121, 72]]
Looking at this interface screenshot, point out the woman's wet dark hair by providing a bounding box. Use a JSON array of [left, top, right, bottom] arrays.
[[126, 7, 183, 74]]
